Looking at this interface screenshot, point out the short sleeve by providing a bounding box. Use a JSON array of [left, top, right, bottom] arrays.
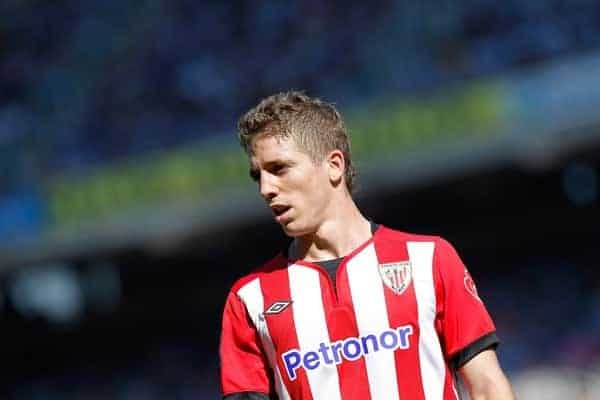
[[220, 290, 272, 396], [434, 238, 498, 366]]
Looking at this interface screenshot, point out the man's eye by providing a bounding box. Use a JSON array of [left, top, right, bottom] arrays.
[[271, 165, 287, 175]]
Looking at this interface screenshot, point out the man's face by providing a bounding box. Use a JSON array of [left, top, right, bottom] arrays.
[[249, 134, 333, 237]]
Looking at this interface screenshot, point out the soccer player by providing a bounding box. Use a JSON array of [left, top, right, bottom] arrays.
[[220, 91, 515, 400]]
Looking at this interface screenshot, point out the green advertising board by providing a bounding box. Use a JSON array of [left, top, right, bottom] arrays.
[[45, 80, 507, 230]]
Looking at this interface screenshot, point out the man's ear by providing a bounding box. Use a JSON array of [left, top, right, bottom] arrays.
[[326, 149, 345, 186]]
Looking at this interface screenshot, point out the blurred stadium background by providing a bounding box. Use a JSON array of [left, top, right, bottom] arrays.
[[1, 0, 600, 398]]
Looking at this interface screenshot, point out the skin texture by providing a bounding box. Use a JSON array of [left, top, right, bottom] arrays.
[[460, 350, 516, 400], [249, 134, 371, 261]]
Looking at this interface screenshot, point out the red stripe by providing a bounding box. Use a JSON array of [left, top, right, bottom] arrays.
[[331, 266, 372, 400], [260, 265, 314, 400], [374, 232, 427, 399], [291, 259, 372, 399], [435, 256, 458, 400]]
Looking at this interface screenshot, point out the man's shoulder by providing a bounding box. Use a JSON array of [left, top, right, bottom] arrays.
[[377, 224, 445, 245], [229, 252, 289, 295], [377, 225, 461, 263]]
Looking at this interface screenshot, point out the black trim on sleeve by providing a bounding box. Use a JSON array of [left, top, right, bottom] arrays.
[[450, 332, 500, 370], [223, 392, 274, 400]]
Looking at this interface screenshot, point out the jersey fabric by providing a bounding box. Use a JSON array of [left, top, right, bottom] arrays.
[[220, 225, 498, 400]]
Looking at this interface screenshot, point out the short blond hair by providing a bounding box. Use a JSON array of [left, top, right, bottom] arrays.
[[237, 91, 356, 192]]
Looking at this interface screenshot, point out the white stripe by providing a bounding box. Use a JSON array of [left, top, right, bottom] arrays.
[[289, 265, 342, 400], [408, 241, 446, 400], [347, 244, 401, 400], [237, 278, 292, 400]]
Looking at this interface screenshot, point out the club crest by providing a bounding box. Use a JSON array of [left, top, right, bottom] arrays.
[[379, 261, 412, 295]]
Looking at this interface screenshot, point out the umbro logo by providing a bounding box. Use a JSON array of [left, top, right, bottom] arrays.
[[264, 301, 293, 315]]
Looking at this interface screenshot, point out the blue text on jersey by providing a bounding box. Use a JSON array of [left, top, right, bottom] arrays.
[[282, 324, 414, 380]]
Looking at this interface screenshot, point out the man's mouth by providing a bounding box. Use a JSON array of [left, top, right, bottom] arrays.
[[271, 205, 291, 221]]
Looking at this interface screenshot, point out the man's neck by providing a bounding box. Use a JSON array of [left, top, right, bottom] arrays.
[[291, 203, 372, 262]]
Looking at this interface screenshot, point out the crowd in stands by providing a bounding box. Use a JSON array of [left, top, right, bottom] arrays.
[[2, 0, 600, 192], [2, 1, 600, 398]]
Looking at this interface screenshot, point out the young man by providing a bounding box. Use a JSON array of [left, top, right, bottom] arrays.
[[220, 91, 515, 400]]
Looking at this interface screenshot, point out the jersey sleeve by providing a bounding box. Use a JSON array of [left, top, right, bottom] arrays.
[[220, 289, 272, 397], [434, 238, 499, 367]]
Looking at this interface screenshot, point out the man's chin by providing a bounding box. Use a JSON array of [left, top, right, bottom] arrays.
[[280, 221, 306, 237]]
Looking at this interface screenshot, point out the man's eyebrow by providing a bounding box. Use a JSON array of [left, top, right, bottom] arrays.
[[248, 159, 293, 180], [263, 159, 292, 167]]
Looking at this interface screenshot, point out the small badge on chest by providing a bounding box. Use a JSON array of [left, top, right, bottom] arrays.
[[378, 261, 413, 295]]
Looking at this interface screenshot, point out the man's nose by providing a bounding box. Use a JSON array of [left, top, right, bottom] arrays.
[[259, 174, 278, 200]]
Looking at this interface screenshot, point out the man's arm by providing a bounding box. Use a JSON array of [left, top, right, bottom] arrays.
[[459, 349, 515, 400], [220, 289, 272, 397]]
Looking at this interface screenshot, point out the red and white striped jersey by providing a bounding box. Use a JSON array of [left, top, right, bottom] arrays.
[[220, 226, 497, 400]]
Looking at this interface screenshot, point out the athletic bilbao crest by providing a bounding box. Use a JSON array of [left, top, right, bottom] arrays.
[[379, 261, 412, 295]]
